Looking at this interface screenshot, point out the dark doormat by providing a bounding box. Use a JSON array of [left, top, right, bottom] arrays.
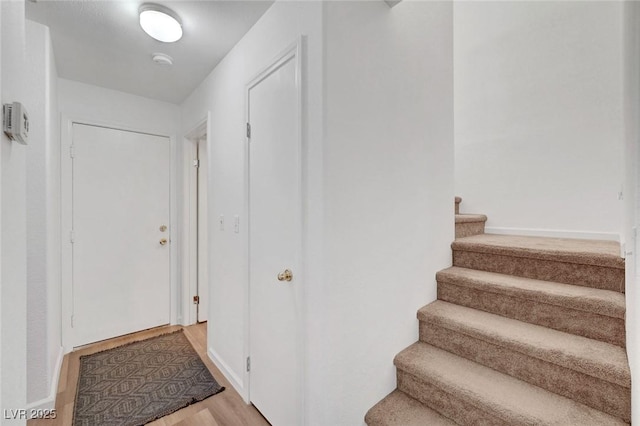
[[72, 330, 225, 426]]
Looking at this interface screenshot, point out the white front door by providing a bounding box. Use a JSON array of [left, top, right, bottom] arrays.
[[248, 46, 302, 426], [72, 124, 171, 347], [197, 138, 209, 323]]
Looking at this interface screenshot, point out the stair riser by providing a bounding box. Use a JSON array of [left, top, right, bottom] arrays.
[[397, 370, 509, 426], [437, 281, 625, 347], [455, 222, 485, 239], [419, 323, 631, 421], [453, 250, 625, 293]]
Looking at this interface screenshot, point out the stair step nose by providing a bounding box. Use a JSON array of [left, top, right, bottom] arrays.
[[452, 234, 624, 292], [455, 214, 487, 223], [436, 266, 625, 346], [455, 214, 487, 238], [394, 342, 628, 426], [364, 390, 456, 426]]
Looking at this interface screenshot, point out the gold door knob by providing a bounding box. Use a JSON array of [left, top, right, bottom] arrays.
[[159, 238, 168, 246], [277, 269, 293, 282]]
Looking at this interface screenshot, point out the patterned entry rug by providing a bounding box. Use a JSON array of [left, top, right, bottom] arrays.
[[73, 330, 225, 426]]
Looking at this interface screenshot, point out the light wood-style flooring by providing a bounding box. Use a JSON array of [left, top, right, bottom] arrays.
[[28, 323, 270, 426]]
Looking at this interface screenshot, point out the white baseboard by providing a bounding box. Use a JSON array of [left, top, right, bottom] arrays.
[[208, 347, 247, 401], [25, 346, 64, 416], [484, 226, 620, 242]]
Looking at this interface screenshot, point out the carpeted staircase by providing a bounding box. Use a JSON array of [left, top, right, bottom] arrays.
[[365, 197, 630, 425], [454, 197, 488, 239]]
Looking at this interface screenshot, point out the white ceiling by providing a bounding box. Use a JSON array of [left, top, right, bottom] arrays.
[[27, 0, 274, 104]]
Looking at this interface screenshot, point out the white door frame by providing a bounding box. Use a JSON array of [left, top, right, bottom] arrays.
[[183, 114, 210, 325], [244, 37, 305, 414], [60, 115, 179, 351]]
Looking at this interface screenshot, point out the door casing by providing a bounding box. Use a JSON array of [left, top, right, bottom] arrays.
[[183, 115, 211, 325], [60, 116, 179, 351]]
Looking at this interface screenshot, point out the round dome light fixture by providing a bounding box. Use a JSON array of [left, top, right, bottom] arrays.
[[139, 4, 182, 43]]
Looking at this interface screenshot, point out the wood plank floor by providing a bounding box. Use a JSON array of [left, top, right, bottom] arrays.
[[28, 323, 270, 426]]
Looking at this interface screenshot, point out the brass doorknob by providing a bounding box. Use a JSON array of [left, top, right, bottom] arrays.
[[277, 269, 293, 282], [159, 238, 168, 246]]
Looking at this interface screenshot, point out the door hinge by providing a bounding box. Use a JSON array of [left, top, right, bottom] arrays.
[[246, 122, 251, 139], [69, 230, 75, 243], [246, 356, 250, 372], [193, 295, 200, 304], [193, 159, 200, 168], [70, 145, 75, 158], [70, 315, 74, 327]]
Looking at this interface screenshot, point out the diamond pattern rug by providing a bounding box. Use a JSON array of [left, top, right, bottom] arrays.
[[72, 330, 224, 426]]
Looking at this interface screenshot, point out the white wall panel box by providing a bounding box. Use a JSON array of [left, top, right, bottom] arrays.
[[3, 102, 29, 144]]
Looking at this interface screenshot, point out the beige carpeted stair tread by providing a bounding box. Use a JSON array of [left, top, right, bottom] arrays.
[[452, 234, 623, 269], [455, 214, 487, 223], [418, 301, 630, 388], [436, 267, 625, 319], [395, 342, 627, 425], [364, 390, 457, 426]]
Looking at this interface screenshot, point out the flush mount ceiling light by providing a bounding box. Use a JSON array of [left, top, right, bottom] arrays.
[[139, 4, 182, 43]]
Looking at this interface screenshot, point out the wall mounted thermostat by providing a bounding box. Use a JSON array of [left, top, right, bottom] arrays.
[[3, 102, 29, 145]]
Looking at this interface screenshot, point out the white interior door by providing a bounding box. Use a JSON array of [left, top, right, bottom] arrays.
[[248, 48, 302, 426], [197, 138, 209, 323], [72, 124, 171, 347]]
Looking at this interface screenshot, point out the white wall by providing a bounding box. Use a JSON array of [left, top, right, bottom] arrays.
[[454, 1, 624, 240], [623, 1, 640, 422], [1, 1, 4, 416], [320, 1, 453, 424], [25, 20, 48, 403], [58, 79, 179, 137], [24, 19, 60, 408], [1, 0, 28, 423], [45, 20, 60, 414], [180, 0, 324, 403], [181, 1, 453, 424]]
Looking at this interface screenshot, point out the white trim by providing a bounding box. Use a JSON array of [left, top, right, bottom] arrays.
[[169, 128, 179, 326], [25, 346, 64, 415], [182, 115, 209, 325], [185, 117, 208, 141], [60, 115, 178, 351], [243, 81, 251, 405], [485, 226, 621, 242], [208, 347, 247, 401], [61, 115, 170, 139], [244, 37, 305, 419]]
